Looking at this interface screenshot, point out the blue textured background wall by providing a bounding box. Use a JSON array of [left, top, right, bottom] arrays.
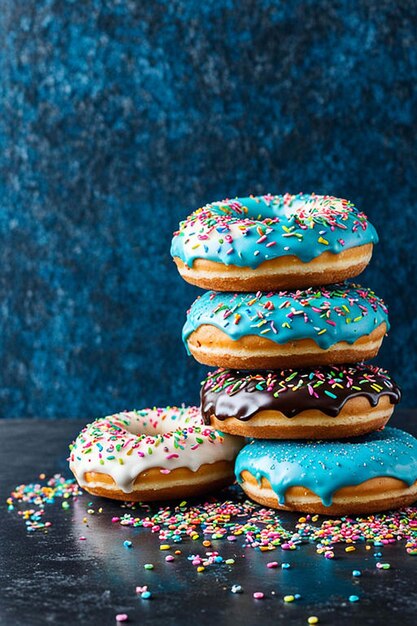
[[1, 0, 416, 418]]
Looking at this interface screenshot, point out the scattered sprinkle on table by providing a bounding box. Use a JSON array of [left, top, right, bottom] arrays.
[[284, 594, 299, 602], [7, 474, 81, 532]]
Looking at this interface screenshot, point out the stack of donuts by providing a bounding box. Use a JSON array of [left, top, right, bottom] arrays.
[[173, 193, 417, 514]]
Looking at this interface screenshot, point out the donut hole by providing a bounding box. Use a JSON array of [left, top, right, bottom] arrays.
[[211, 195, 347, 223], [118, 409, 201, 437]]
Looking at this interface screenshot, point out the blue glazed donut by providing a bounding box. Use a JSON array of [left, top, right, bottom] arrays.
[[183, 283, 389, 369], [172, 194, 378, 291], [235, 427, 417, 514]]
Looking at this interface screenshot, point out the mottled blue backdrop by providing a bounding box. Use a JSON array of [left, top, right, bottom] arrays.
[[1, 0, 417, 418]]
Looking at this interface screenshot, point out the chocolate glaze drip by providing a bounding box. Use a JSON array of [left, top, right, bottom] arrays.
[[201, 365, 401, 422]]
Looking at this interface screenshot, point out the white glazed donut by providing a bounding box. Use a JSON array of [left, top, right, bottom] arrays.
[[69, 406, 243, 501]]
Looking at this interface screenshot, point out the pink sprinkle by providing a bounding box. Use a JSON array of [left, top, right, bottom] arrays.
[[160, 469, 171, 474], [281, 543, 291, 550], [136, 586, 147, 594], [115, 614, 128, 622], [165, 555, 175, 562], [79, 536, 87, 541], [112, 517, 120, 523], [253, 592, 264, 599], [257, 235, 267, 244], [227, 535, 237, 541], [267, 561, 278, 568], [266, 241, 276, 247], [166, 453, 179, 460]]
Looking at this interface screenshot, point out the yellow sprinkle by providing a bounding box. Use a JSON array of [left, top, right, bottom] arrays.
[[298, 517, 307, 523], [98, 508, 103, 513], [197, 566, 205, 573], [118, 458, 124, 465], [317, 328, 327, 335], [353, 315, 362, 322], [179, 501, 187, 507], [202, 540, 211, 547], [308, 617, 319, 625], [160, 544, 171, 551], [284, 595, 295, 603], [345, 546, 356, 552], [83, 517, 87, 523], [318, 236, 329, 245], [312, 515, 319, 522], [191, 534, 199, 540], [87, 509, 94, 515]]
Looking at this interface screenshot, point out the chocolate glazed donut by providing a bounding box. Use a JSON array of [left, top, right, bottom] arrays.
[[201, 365, 401, 439]]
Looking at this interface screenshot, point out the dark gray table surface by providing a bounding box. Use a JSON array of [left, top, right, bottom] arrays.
[[1, 413, 417, 625]]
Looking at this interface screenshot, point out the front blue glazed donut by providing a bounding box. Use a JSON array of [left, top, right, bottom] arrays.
[[235, 428, 417, 510]]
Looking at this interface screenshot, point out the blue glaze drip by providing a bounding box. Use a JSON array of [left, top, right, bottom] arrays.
[[235, 428, 417, 507], [182, 283, 389, 353], [171, 194, 378, 269]]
